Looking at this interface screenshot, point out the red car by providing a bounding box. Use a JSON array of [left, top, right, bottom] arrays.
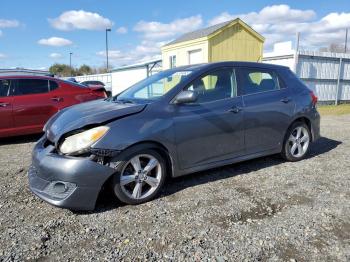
[[0, 76, 107, 138]]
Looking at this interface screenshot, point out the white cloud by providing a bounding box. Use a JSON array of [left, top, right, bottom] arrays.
[[134, 15, 203, 40], [97, 40, 165, 65], [95, 5, 350, 66], [49, 53, 63, 59], [209, 5, 315, 26], [97, 15, 203, 66], [116, 26, 128, 34], [209, 5, 350, 50], [0, 53, 6, 59], [38, 37, 73, 47], [0, 19, 20, 28], [49, 10, 113, 31]]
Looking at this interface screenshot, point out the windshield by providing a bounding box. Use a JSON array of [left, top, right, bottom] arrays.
[[114, 69, 193, 103]]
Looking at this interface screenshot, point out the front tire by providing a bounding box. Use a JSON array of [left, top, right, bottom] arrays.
[[281, 122, 311, 162], [111, 148, 167, 205]]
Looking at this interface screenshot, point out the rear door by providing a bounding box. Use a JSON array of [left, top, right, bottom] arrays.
[[0, 79, 14, 135], [12, 78, 58, 132], [236, 67, 295, 154]]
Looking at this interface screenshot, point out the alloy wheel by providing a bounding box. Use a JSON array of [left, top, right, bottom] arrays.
[[288, 126, 310, 158], [119, 154, 162, 200]]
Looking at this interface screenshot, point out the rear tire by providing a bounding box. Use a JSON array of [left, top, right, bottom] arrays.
[[110, 148, 167, 205], [281, 121, 311, 162]]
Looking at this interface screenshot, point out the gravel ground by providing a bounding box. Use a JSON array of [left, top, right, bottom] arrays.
[[0, 114, 349, 261]]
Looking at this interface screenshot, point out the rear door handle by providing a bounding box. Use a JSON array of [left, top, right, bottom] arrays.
[[280, 97, 291, 103], [0, 102, 10, 107], [51, 97, 63, 102], [228, 106, 242, 113]]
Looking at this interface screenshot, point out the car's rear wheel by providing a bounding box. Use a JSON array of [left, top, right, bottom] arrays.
[[111, 149, 166, 205], [281, 122, 311, 161]]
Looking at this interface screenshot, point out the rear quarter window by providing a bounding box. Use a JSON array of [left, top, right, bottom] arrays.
[[281, 68, 307, 89], [49, 80, 59, 91]]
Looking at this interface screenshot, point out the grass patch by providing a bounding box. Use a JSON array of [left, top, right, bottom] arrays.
[[318, 104, 350, 116]]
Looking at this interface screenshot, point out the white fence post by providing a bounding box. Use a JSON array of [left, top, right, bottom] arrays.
[[335, 58, 343, 105]]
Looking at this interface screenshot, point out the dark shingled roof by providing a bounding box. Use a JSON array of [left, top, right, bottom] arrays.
[[164, 20, 233, 46]]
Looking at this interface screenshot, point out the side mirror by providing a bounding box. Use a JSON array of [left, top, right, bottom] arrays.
[[174, 90, 198, 104]]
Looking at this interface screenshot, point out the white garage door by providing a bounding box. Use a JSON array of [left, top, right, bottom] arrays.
[[188, 49, 202, 65]]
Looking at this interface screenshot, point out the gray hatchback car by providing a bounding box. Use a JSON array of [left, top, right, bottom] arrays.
[[28, 62, 320, 210]]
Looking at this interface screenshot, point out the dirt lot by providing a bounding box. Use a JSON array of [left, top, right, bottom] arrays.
[[0, 114, 349, 261]]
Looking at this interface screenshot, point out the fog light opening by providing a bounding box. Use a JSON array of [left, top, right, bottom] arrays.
[[53, 182, 67, 194]]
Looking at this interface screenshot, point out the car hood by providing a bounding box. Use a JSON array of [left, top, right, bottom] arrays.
[[45, 99, 146, 143]]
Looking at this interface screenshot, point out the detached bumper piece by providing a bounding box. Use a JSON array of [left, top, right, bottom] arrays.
[[28, 137, 116, 210]]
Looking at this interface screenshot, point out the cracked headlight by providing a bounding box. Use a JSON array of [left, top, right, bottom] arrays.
[[59, 126, 109, 155]]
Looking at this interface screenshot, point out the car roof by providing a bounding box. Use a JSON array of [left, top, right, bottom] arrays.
[[0, 75, 59, 80], [173, 61, 289, 71]]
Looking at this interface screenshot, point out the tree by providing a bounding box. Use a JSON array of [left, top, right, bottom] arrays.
[[319, 43, 346, 53], [77, 64, 92, 75], [49, 63, 75, 77]]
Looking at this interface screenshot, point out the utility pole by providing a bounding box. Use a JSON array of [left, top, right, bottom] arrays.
[[294, 32, 300, 73], [296, 32, 300, 52], [69, 52, 73, 76], [345, 28, 348, 53], [106, 28, 111, 72]]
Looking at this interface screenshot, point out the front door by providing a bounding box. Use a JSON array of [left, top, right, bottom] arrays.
[[173, 67, 245, 170], [236, 67, 295, 154]]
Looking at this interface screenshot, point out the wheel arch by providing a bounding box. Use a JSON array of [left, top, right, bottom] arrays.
[[286, 116, 313, 142], [119, 140, 174, 179]]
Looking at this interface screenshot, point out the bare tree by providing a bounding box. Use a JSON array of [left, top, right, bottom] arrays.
[[319, 43, 346, 53]]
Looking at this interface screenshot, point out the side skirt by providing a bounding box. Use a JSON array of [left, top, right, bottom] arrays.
[[173, 148, 281, 177]]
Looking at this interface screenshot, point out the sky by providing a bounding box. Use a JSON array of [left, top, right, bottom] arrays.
[[0, 0, 349, 70]]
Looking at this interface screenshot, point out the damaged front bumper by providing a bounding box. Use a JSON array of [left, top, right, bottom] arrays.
[[28, 137, 116, 210]]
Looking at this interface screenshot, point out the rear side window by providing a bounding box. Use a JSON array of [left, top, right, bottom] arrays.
[[0, 79, 11, 97], [237, 68, 280, 95], [15, 79, 49, 95], [49, 80, 59, 91]]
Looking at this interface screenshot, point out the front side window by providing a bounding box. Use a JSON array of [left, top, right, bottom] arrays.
[[116, 69, 193, 102], [185, 68, 236, 103], [237, 68, 280, 95], [0, 79, 11, 97], [15, 79, 49, 95]]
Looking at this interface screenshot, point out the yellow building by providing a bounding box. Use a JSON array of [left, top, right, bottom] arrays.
[[161, 18, 264, 69]]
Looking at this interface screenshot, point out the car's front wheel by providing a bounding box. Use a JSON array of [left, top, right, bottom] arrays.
[[281, 121, 311, 161], [111, 148, 167, 205]]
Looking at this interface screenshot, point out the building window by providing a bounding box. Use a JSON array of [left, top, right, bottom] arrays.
[[169, 55, 176, 68]]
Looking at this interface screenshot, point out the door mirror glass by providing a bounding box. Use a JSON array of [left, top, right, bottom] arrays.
[[174, 90, 198, 104]]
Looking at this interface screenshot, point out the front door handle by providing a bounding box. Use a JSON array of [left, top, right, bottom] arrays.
[[51, 97, 63, 102], [0, 102, 10, 107], [228, 106, 242, 113], [280, 97, 291, 103]]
